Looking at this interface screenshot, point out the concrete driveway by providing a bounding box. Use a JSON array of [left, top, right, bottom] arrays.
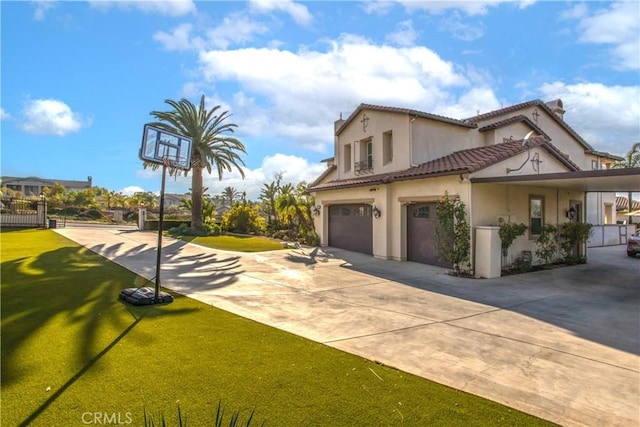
[[54, 225, 639, 427]]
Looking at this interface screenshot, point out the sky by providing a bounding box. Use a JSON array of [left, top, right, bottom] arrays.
[[1, 0, 639, 201]]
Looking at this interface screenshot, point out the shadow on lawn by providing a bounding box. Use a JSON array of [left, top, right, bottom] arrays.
[[1, 243, 200, 426]]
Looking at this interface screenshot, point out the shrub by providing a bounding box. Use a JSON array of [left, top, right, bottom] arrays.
[[558, 222, 593, 264], [435, 193, 470, 275], [535, 224, 558, 265], [221, 204, 265, 234], [498, 222, 528, 255]]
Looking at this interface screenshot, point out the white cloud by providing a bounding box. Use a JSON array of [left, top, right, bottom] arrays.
[[249, 0, 312, 26], [386, 20, 419, 47], [196, 37, 473, 151], [439, 13, 485, 41], [0, 108, 10, 120], [206, 13, 270, 49], [32, 1, 56, 21], [20, 98, 90, 136], [565, 2, 640, 70], [538, 81, 640, 155], [88, 0, 196, 17], [154, 23, 204, 51], [119, 185, 146, 196], [398, 0, 511, 16], [154, 153, 326, 201], [361, 1, 396, 16]]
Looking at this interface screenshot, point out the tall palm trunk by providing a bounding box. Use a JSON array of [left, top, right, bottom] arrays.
[[191, 163, 204, 229]]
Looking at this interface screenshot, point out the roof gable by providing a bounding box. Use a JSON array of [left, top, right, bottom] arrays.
[[336, 103, 476, 136], [464, 99, 594, 152]]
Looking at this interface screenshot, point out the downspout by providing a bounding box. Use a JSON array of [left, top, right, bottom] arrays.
[[409, 116, 418, 167]]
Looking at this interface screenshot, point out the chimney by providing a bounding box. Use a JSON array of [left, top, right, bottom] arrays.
[[88, 176, 93, 187], [545, 99, 565, 120], [334, 112, 345, 134]]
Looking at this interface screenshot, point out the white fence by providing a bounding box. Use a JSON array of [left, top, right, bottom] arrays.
[[587, 224, 636, 247]]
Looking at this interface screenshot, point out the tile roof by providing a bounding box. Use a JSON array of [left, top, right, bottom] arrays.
[[310, 136, 580, 192], [477, 114, 551, 140], [336, 103, 476, 135], [464, 99, 595, 152]]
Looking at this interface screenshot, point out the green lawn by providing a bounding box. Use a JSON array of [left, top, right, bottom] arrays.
[[171, 233, 286, 252], [1, 229, 554, 426]]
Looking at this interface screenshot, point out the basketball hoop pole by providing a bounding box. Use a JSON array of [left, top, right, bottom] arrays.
[[154, 162, 168, 303]]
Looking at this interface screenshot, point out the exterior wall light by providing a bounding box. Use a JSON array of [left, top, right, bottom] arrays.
[[372, 206, 381, 218], [313, 205, 321, 216], [566, 206, 576, 220]]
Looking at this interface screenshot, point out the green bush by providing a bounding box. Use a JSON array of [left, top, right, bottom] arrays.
[[221, 204, 265, 234], [144, 401, 264, 427], [535, 224, 558, 265], [558, 222, 593, 264]]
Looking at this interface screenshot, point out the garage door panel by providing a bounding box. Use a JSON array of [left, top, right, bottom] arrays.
[[407, 202, 449, 267], [329, 204, 372, 254]]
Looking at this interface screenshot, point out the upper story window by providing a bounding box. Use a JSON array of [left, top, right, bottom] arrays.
[[343, 143, 352, 173], [383, 130, 393, 165], [355, 138, 373, 175]]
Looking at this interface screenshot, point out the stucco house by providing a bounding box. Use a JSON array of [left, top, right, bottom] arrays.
[[1, 176, 93, 197], [309, 99, 638, 274]]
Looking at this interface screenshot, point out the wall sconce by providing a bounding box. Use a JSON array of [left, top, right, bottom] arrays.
[[313, 205, 321, 216], [372, 206, 381, 218], [39, 191, 45, 201], [566, 206, 576, 220]]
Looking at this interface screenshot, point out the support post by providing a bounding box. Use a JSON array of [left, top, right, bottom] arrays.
[[155, 164, 167, 304]]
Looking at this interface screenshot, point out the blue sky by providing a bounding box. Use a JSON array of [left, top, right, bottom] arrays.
[[1, 0, 639, 200]]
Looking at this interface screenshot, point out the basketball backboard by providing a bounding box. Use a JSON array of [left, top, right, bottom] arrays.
[[139, 124, 193, 170]]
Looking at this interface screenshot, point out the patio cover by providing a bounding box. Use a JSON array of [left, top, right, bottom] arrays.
[[470, 168, 640, 192]]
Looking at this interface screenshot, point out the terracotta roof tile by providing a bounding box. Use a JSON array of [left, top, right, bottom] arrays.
[[336, 103, 476, 135], [310, 136, 584, 192], [464, 99, 594, 152]]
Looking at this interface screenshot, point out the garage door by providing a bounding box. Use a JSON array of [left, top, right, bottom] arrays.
[[328, 204, 372, 254], [407, 202, 449, 267]]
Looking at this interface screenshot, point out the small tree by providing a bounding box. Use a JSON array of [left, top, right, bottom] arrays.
[[558, 222, 593, 264], [221, 203, 265, 234], [498, 222, 528, 266], [435, 193, 471, 275], [535, 224, 558, 265]]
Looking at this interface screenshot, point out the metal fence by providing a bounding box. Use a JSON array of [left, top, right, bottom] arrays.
[[0, 198, 47, 228]]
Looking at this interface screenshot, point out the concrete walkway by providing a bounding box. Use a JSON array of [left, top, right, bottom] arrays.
[[54, 225, 639, 427]]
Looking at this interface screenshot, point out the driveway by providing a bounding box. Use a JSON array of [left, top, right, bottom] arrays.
[[54, 225, 639, 427]]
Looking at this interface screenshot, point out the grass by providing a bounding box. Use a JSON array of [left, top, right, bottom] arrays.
[[1, 229, 555, 426], [170, 233, 286, 252]]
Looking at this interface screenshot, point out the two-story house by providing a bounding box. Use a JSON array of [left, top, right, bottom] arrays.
[[309, 99, 637, 272]]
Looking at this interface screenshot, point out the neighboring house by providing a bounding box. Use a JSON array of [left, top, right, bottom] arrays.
[[1, 176, 93, 196], [616, 195, 640, 225], [309, 99, 638, 272], [163, 193, 189, 209]]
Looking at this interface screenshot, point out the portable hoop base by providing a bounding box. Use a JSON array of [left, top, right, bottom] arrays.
[[119, 287, 174, 305]]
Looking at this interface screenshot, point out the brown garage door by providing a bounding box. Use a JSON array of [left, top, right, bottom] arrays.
[[407, 202, 449, 267], [328, 204, 372, 254]]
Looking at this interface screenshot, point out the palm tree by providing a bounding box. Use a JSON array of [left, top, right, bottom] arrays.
[[613, 142, 640, 224], [149, 95, 246, 230], [260, 181, 280, 227], [221, 186, 239, 206], [276, 183, 314, 233]]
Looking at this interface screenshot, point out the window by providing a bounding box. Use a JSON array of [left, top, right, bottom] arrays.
[[25, 185, 40, 196], [355, 138, 373, 174], [529, 196, 544, 238], [5, 184, 21, 192], [343, 143, 352, 173], [383, 130, 393, 165], [591, 160, 598, 170], [604, 203, 613, 224], [412, 206, 430, 219], [361, 139, 372, 168]]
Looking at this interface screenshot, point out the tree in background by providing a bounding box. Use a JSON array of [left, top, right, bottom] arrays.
[[612, 142, 640, 224], [221, 186, 239, 206], [149, 95, 246, 230]]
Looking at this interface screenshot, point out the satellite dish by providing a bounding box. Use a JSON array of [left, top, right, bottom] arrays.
[[522, 130, 535, 147]]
